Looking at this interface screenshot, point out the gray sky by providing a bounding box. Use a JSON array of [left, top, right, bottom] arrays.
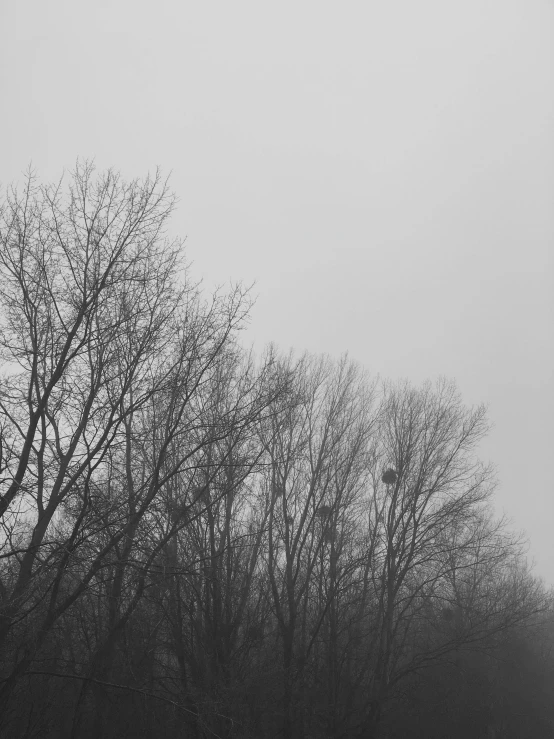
[[2, 1, 553, 581]]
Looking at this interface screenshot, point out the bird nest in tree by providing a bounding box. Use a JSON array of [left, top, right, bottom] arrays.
[[247, 625, 264, 641], [381, 469, 398, 485], [169, 502, 187, 525], [322, 528, 335, 544], [191, 485, 210, 503], [315, 505, 332, 517]]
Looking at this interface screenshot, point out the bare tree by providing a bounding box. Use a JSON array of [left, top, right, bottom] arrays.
[[354, 379, 546, 738], [259, 353, 377, 739], [0, 164, 259, 714]]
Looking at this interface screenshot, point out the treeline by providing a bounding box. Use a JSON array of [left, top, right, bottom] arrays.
[[0, 166, 552, 739]]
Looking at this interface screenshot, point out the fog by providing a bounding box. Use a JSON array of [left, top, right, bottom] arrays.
[[2, 0, 553, 580]]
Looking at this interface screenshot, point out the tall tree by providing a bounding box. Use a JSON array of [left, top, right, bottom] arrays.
[[0, 164, 261, 715]]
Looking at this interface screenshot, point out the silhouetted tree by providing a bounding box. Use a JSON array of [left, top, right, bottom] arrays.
[[0, 167, 550, 739]]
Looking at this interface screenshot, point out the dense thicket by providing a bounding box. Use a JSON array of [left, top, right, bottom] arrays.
[[0, 167, 552, 739]]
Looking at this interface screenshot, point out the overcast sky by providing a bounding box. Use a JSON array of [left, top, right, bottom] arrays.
[[2, 1, 553, 581]]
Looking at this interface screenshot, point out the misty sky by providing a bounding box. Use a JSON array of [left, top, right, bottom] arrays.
[[1, 1, 553, 581]]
